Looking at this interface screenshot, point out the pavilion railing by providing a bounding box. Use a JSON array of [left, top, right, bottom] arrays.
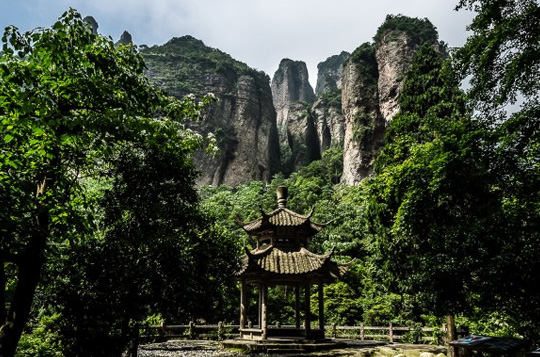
[[140, 322, 461, 344]]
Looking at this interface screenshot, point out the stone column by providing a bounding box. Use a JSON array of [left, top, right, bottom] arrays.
[[261, 283, 268, 339], [295, 285, 301, 329], [304, 285, 311, 338], [240, 280, 247, 329], [258, 284, 262, 327], [318, 283, 324, 332]]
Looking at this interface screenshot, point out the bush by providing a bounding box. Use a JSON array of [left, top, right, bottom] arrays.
[[16, 313, 62, 357]]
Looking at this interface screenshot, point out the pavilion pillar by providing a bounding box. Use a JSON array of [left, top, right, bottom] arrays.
[[261, 283, 268, 339], [318, 283, 324, 332], [304, 284, 311, 338], [240, 280, 247, 329], [258, 284, 262, 327], [295, 285, 301, 329]]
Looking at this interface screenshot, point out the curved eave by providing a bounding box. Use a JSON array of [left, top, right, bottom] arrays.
[[237, 246, 348, 283], [242, 208, 326, 235]]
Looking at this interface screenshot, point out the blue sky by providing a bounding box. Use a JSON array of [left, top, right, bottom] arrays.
[[0, 0, 475, 86]]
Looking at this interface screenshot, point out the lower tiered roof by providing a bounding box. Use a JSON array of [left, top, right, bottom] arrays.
[[238, 245, 351, 284]]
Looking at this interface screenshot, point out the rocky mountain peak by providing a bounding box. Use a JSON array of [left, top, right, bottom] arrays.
[[83, 16, 98, 34], [374, 15, 440, 123], [142, 36, 279, 186], [340, 15, 443, 184], [315, 51, 350, 96], [272, 59, 315, 117], [117, 30, 133, 45], [271, 59, 318, 174]]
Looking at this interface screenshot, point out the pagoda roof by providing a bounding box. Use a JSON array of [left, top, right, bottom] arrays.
[[238, 245, 352, 283], [242, 207, 326, 235]]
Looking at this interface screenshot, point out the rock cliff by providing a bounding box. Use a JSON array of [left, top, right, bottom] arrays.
[[271, 59, 318, 173], [312, 97, 344, 153], [341, 44, 385, 185], [117, 30, 133, 45], [271, 59, 316, 128], [141, 36, 280, 186], [315, 51, 349, 96], [78, 14, 447, 187], [83, 16, 98, 34], [341, 15, 442, 184], [312, 52, 349, 153]]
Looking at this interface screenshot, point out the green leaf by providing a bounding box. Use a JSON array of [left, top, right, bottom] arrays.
[[4, 133, 14, 143]]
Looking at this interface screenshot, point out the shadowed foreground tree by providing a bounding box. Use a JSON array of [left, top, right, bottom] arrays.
[[44, 144, 240, 356], [456, 0, 540, 341], [367, 44, 498, 330], [0, 9, 218, 355]]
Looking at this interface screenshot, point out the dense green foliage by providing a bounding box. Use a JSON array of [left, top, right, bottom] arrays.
[[200, 149, 415, 327], [367, 43, 495, 317], [455, 0, 540, 342], [141, 35, 269, 99], [319, 88, 342, 109], [0, 10, 235, 356], [347, 43, 379, 83], [373, 14, 439, 47]]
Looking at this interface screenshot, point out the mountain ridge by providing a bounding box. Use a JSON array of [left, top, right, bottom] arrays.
[[112, 14, 445, 186]]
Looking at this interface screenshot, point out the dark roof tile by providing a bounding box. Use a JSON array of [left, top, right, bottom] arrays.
[[243, 208, 325, 233]]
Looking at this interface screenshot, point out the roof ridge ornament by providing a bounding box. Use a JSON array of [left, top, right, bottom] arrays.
[[276, 186, 288, 208]]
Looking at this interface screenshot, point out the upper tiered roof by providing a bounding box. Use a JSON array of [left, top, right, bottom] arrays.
[[242, 207, 325, 235]]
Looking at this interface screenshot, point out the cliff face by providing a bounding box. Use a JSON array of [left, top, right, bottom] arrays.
[[271, 59, 318, 173], [340, 15, 441, 184], [312, 98, 344, 153], [137, 16, 442, 186], [341, 44, 385, 185], [376, 32, 422, 124], [315, 51, 349, 96], [271, 59, 315, 128], [142, 36, 280, 186], [312, 52, 349, 153]]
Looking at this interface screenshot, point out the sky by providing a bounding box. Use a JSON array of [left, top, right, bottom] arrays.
[[0, 0, 475, 87]]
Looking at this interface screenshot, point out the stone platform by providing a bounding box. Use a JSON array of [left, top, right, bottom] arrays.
[[222, 338, 386, 354]]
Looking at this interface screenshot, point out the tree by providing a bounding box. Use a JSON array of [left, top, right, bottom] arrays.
[[367, 44, 496, 319], [456, 0, 540, 112], [456, 0, 540, 341], [46, 144, 239, 355], [0, 9, 211, 355]]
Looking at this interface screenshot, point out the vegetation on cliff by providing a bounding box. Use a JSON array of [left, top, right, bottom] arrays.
[[368, 42, 490, 317], [373, 14, 439, 47], [347, 43, 379, 84], [141, 35, 269, 99], [315, 51, 350, 96]]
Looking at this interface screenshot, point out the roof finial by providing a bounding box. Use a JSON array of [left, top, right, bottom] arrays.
[[277, 186, 288, 208]]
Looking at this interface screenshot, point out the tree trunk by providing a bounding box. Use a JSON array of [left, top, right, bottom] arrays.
[[447, 314, 457, 357], [122, 326, 140, 357], [0, 258, 6, 324], [0, 178, 50, 356]]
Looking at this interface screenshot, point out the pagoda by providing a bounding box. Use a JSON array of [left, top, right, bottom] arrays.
[[237, 186, 350, 341]]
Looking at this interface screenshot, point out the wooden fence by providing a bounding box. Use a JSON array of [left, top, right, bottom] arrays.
[[141, 322, 451, 344]]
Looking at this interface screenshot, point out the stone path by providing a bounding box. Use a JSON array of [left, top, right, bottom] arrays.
[[138, 340, 243, 357], [138, 340, 448, 357]]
